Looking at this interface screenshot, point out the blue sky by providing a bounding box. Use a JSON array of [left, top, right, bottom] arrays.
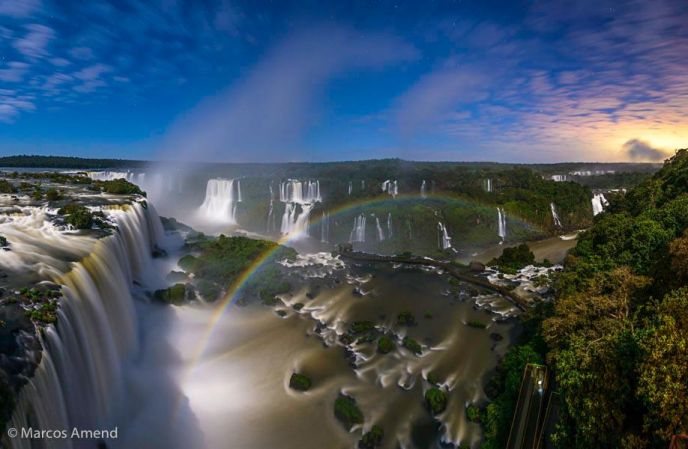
[[0, 0, 686, 162]]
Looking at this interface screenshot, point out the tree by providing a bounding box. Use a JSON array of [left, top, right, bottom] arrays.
[[637, 288, 688, 440]]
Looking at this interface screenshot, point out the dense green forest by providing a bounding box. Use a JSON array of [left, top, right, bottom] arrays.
[[482, 149, 688, 449], [0, 155, 148, 169]]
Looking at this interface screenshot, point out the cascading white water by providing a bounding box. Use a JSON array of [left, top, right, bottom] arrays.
[[591, 193, 608, 216], [381, 180, 398, 197], [375, 215, 385, 241], [483, 178, 493, 192], [279, 180, 321, 204], [438, 222, 452, 250], [550, 202, 563, 227], [497, 207, 507, 242], [279, 180, 321, 238], [348, 181, 352, 196], [386, 213, 392, 238], [349, 214, 366, 243], [7, 202, 167, 449], [420, 180, 427, 198], [198, 178, 240, 224]]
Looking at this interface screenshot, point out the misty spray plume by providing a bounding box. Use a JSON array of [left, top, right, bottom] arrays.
[[158, 26, 416, 163]]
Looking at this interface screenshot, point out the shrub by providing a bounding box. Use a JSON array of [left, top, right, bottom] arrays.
[[397, 311, 417, 326], [466, 320, 486, 329], [424, 387, 447, 415], [489, 243, 535, 271], [0, 180, 15, 193], [358, 425, 384, 449], [45, 188, 61, 201], [57, 204, 93, 229], [466, 404, 480, 422], [377, 335, 395, 354], [350, 320, 376, 335]]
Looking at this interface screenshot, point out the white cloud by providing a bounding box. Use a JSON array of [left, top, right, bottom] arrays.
[[13, 23, 54, 58]]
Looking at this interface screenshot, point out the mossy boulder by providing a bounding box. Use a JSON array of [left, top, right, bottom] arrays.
[[377, 335, 395, 354], [334, 394, 364, 430], [0, 235, 7, 247], [178, 254, 198, 272], [424, 387, 447, 415], [358, 425, 384, 449], [289, 373, 312, 391], [153, 283, 187, 305], [402, 336, 422, 355]]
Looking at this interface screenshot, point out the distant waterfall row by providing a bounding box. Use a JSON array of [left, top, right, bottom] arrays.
[[279, 180, 321, 204], [381, 180, 398, 197], [348, 212, 394, 244], [9, 202, 164, 448], [87, 170, 182, 197], [347, 180, 366, 195], [198, 178, 242, 224]]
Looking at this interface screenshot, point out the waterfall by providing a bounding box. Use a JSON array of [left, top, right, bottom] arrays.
[[8, 202, 163, 448], [349, 214, 366, 243], [348, 181, 352, 196], [320, 212, 329, 243], [278, 180, 321, 238], [280, 203, 298, 234], [438, 222, 452, 250], [375, 216, 385, 241], [361, 180, 365, 190], [550, 202, 563, 227], [197, 178, 240, 224], [420, 180, 427, 198], [592, 193, 608, 216], [550, 174, 567, 182], [497, 207, 507, 242], [237, 180, 242, 202], [483, 178, 493, 192], [386, 213, 392, 238], [381, 180, 398, 198]]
